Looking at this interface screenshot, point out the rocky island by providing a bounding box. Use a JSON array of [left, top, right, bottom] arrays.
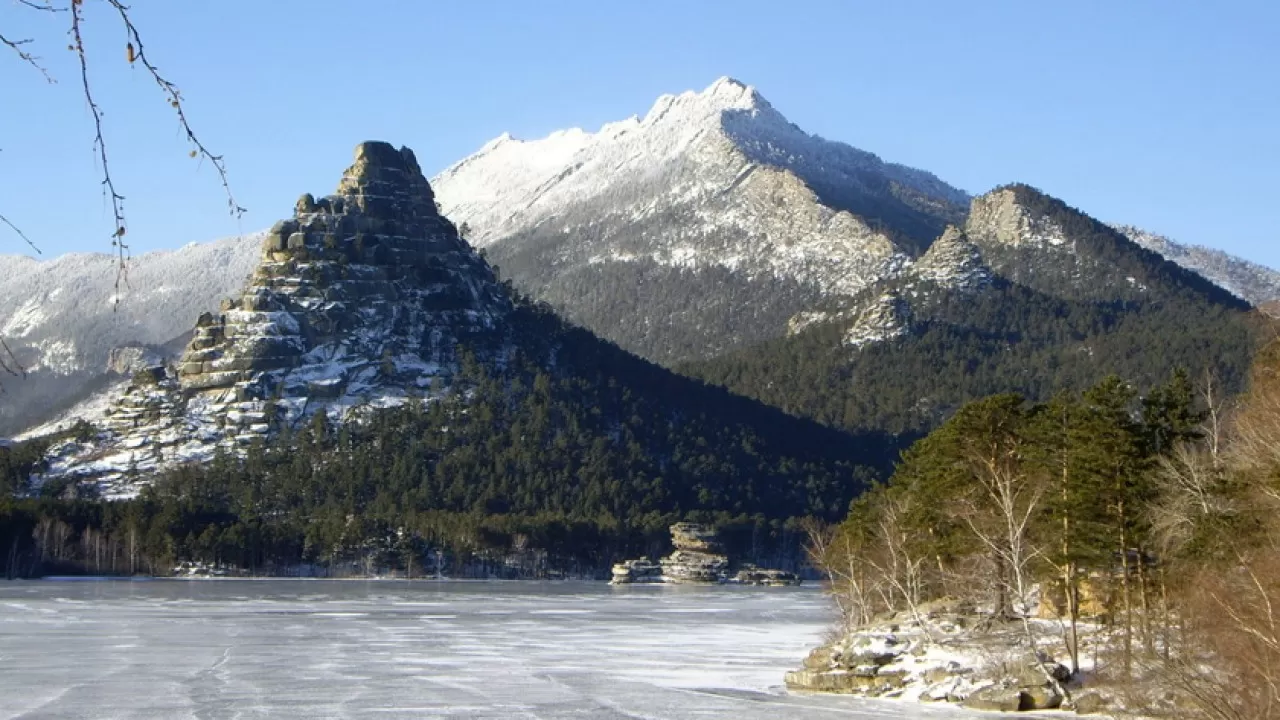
[[611, 523, 799, 586]]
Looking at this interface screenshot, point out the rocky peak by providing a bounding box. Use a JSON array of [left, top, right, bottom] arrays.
[[912, 225, 991, 289], [700, 75, 769, 111], [964, 186, 1064, 250], [843, 292, 914, 348], [41, 142, 512, 497], [334, 141, 437, 220], [429, 79, 966, 365]]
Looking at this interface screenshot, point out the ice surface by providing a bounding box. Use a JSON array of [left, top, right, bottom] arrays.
[[0, 580, 1002, 719]]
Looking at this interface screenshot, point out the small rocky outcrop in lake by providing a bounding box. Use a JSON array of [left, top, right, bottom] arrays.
[[611, 523, 799, 585], [610, 557, 663, 584], [731, 564, 802, 587], [660, 523, 730, 583]]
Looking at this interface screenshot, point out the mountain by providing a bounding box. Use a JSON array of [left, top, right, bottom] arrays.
[[684, 185, 1262, 435], [1112, 225, 1280, 307], [8, 79, 1275, 443], [0, 234, 260, 436], [27, 142, 891, 521], [431, 77, 969, 364]]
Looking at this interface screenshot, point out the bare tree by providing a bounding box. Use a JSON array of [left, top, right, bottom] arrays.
[[804, 517, 881, 631], [2, 0, 241, 394], [863, 490, 938, 642], [956, 426, 1071, 702], [3, 0, 242, 268]]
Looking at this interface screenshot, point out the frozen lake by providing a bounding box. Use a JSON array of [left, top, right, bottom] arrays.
[[0, 580, 985, 719]]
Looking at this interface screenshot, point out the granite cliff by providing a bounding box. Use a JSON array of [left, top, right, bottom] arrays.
[[39, 142, 512, 496]]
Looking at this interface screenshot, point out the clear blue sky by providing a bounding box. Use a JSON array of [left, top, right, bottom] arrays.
[[2, 0, 1277, 267]]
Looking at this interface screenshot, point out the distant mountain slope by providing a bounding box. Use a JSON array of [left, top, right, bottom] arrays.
[[1113, 225, 1280, 307], [0, 235, 260, 435], [431, 77, 968, 364], [964, 185, 1248, 306], [684, 186, 1261, 435]]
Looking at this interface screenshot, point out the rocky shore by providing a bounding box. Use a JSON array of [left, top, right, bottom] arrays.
[[785, 597, 1116, 715]]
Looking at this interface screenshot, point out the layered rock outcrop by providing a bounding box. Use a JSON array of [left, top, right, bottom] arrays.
[[179, 141, 508, 395], [660, 523, 730, 583], [610, 523, 799, 585], [38, 142, 512, 497]]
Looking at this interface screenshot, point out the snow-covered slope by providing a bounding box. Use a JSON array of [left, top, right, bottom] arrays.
[[431, 77, 969, 363], [1, 235, 260, 374], [0, 234, 261, 435], [1112, 225, 1280, 307]]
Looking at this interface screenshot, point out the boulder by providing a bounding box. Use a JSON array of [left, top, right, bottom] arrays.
[[732, 564, 800, 586], [1024, 686, 1064, 710], [802, 645, 837, 671], [839, 650, 899, 669], [660, 548, 728, 583], [1010, 660, 1070, 687], [609, 557, 663, 584], [1073, 692, 1109, 715], [785, 670, 878, 694], [962, 686, 1032, 712]]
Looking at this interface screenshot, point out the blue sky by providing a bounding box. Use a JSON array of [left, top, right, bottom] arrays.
[[2, 0, 1277, 267]]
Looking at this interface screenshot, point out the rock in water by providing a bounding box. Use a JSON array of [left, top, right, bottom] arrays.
[[610, 557, 663, 584], [660, 523, 730, 583], [731, 564, 801, 586], [610, 523, 798, 585], [39, 142, 512, 497]]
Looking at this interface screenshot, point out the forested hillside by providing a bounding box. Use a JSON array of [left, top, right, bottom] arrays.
[[685, 281, 1261, 435], [684, 186, 1263, 436], [0, 300, 893, 578]]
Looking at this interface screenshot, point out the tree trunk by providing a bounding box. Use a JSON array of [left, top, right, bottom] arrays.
[[1137, 549, 1153, 653], [1061, 448, 1080, 675], [1120, 514, 1132, 680]]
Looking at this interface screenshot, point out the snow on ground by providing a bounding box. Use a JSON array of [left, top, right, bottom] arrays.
[[0, 580, 1021, 720]]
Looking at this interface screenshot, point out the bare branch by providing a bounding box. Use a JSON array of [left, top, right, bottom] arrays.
[[0, 336, 25, 378], [105, 0, 246, 223], [6, 0, 240, 273], [0, 30, 54, 82], [69, 0, 130, 300], [0, 211, 40, 253], [16, 0, 67, 11]]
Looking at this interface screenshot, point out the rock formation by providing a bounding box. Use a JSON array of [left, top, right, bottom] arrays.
[[38, 142, 512, 497], [609, 558, 663, 584], [660, 523, 730, 583], [610, 523, 799, 585]]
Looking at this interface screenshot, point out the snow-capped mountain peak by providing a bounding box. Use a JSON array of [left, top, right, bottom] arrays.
[[431, 77, 968, 363]]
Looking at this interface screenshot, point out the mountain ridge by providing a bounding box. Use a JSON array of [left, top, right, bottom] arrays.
[[430, 77, 968, 364], [1112, 224, 1280, 307], [682, 184, 1261, 435], [4, 78, 1276, 440]]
